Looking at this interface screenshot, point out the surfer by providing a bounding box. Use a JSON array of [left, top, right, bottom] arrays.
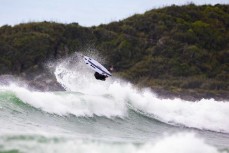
[[94, 66, 113, 81], [83, 56, 113, 81]]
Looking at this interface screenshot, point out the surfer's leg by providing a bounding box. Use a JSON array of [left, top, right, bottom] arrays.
[[94, 72, 100, 79]]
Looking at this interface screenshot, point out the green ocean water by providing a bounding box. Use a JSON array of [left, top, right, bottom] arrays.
[[0, 86, 229, 153]]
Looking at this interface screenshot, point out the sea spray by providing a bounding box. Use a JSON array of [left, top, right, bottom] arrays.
[[52, 53, 229, 133]]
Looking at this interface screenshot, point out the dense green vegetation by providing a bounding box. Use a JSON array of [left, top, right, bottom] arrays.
[[0, 4, 228, 99]]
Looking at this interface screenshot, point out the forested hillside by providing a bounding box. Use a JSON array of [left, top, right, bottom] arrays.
[[0, 4, 228, 99]]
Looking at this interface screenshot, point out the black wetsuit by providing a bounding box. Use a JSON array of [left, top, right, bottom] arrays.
[[94, 72, 107, 81]]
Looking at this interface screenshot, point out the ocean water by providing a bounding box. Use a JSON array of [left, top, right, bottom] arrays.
[[0, 55, 228, 153]]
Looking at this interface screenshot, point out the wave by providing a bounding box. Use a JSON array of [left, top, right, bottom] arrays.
[[0, 54, 228, 134], [127, 89, 229, 133], [1, 82, 228, 133], [53, 54, 229, 133], [0, 132, 224, 153], [0, 85, 127, 118]]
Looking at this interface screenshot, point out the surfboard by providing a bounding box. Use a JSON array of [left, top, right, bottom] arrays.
[[83, 56, 112, 77]]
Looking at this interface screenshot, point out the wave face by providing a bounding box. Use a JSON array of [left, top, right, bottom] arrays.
[[0, 54, 229, 152]]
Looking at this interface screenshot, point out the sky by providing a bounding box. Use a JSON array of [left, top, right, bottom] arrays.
[[0, 0, 228, 27]]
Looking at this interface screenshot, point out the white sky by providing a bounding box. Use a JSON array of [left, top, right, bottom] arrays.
[[0, 0, 228, 27]]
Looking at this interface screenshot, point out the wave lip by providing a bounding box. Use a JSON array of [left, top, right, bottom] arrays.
[[0, 84, 127, 118], [128, 90, 229, 133]]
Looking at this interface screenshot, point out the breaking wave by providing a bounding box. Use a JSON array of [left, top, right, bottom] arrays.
[[1, 53, 228, 134]]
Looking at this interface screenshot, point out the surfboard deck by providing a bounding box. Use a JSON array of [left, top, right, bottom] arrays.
[[83, 56, 112, 77]]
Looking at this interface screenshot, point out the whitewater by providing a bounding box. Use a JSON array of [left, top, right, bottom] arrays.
[[0, 54, 228, 153]]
